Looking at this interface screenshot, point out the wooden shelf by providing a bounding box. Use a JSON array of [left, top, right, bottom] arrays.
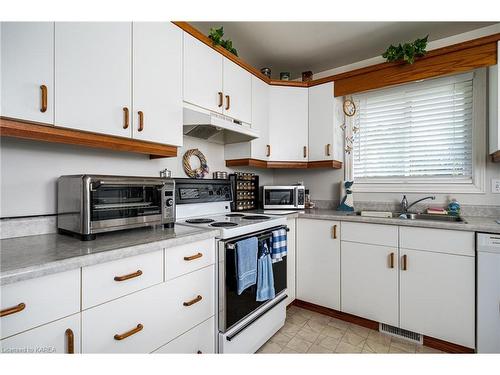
[[225, 158, 342, 169], [492, 151, 500, 162], [0, 117, 177, 159]]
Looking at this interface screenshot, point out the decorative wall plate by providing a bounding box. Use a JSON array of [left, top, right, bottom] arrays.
[[343, 98, 356, 117]]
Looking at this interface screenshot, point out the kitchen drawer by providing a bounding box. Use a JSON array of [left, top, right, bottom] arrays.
[[165, 238, 215, 281], [1, 270, 80, 339], [153, 316, 215, 354], [399, 227, 474, 256], [341, 222, 398, 247], [0, 314, 80, 354], [163, 264, 215, 343], [82, 250, 163, 309], [82, 283, 167, 353]]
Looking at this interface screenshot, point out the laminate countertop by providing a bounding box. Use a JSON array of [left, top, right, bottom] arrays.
[[291, 209, 500, 234], [0, 225, 219, 286]]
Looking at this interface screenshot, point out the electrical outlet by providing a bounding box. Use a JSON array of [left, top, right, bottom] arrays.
[[492, 179, 500, 193]]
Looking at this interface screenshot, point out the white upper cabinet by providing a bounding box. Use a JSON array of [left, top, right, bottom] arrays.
[[183, 33, 223, 114], [222, 58, 252, 123], [308, 82, 344, 162], [224, 75, 269, 160], [55, 22, 132, 138], [1, 22, 54, 123], [269, 86, 309, 161], [296, 218, 340, 310], [489, 45, 499, 156], [132, 22, 183, 146]]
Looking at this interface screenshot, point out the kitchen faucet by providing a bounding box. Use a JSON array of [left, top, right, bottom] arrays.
[[400, 195, 436, 213]]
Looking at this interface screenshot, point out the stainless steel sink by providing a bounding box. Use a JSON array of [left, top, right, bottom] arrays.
[[395, 212, 464, 222]]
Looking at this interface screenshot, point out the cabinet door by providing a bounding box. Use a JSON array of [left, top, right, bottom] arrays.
[[1, 22, 54, 123], [269, 86, 308, 161], [489, 58, 499, 154], [183, 32, 223, 113], [222, 58, 251, 123], [0, 314, 80, 354], [132, 22, 182, 146], [341, 241, 399, 326], [285, 218, 296, 306], [308, 82, 344, 162], [296, 218, 340, 309], [55, 22, 132, 137], [400, 248, 475, 348]]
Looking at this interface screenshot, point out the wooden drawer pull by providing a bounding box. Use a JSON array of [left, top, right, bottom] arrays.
[[402, 254, 408, 271], [138, 111, 144, 132], [225, 95, 230, 110], [389, 252, 395, 268], [218, 92, 223, 108], [0, 302, 26, 317], [65, 328, 74, 354], [184, 252, 203, 261], [114, 270, 143, 282], [123, 107, 129, 129], [114, 324, 143, 340], [40, 85, 47, 113], [183, 295, 203, 307]]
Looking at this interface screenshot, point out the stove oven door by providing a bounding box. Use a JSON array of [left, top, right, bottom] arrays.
[[218, 227, 288, 334]]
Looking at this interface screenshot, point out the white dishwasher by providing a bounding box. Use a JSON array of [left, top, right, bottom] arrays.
[[477, 233, 500, 353]]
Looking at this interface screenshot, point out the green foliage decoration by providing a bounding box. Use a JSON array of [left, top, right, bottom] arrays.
[[382, 35, 428, 64], [208, 26, 238, 56]]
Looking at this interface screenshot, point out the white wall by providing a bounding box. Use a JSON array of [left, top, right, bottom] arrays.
[[0, 136, 273, 218]]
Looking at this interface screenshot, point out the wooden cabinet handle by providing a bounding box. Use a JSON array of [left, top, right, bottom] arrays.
[[402, 254, 408, 271], [114, 270, 143, 282], [266, 145, 271, 157], [303, 146, 308, 158], [114, 324, 143, 341], [40, 85, 47, 113], [389, 252, 395, 268], [0, 302, 26, 317], [183, 295, 203, 307], [326, 143, 331, 156], [184, 253, 203, 261], [331, 225, 337, 239], [65, 328, 74, 354], [225, 95, 230, 110], [138, 111, 144, 132], [123, 107, 129, 129], [218, 92, 223, 108]]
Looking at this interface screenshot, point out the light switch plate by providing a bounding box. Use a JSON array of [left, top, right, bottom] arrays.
[[492, 179, 500, 193]]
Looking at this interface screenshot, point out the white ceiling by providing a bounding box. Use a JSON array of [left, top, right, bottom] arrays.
[[191, 22, 496, 79]]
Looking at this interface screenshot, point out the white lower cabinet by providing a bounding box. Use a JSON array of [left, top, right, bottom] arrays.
[[1, 314, 80, 354], [285, 217, 296, 305], [296, 218, 340, 309], [341, 241, 399, 326], [399, 248, 475, 348], [153, 317, 215, 354]]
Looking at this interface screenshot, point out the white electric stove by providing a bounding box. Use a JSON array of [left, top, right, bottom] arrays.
[[174, 178, 288, 354]]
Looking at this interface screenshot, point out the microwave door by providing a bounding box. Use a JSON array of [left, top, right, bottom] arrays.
[[265, 189, 295, 208]]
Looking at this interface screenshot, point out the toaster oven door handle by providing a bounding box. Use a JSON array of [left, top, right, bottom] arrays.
[[92, 179, 168, 188]]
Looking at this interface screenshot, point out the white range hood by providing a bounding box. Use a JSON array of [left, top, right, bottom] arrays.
[[183, 103, 259, 144]]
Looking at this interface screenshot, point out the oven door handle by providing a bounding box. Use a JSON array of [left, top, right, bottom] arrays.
[[92, 179, 167, 188], [225, 294, 288, 342]]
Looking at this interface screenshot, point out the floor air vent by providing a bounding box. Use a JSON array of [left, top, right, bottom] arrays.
[[379, 323, 423, 344]]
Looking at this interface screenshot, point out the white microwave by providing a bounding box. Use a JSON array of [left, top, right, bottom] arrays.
[[262, 185, 305, 209]]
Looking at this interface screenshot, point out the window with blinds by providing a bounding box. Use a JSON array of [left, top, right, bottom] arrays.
[[352, 72, 474, 182]]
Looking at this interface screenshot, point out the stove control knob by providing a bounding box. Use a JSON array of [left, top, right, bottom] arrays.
[[166, 198, 174, 207]]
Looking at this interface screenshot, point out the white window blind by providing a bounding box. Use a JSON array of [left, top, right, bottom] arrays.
[[353, 72, 474, 182]]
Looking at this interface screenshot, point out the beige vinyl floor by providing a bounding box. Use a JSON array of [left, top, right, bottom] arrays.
[[256, 305, 444, 354]]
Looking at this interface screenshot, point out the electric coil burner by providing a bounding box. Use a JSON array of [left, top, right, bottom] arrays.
[[185, 218, 215, 224], [210, 222, 238, 228], [226, 213, 245, 217], [241, 215, 270, 221]]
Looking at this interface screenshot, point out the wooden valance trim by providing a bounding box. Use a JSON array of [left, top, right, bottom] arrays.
[[225, 158, 342, 169], [174, 22, 499, 93], [0, 117, 178, 159], [333, 41, 497, 97]]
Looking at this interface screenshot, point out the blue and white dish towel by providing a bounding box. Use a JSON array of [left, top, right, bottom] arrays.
[[235, 237, 258, 295], [271, 228, 287, 263], [256, 241, 275, 302]]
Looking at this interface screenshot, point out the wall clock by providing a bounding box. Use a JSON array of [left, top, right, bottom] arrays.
[[343, 98, 356, 117]]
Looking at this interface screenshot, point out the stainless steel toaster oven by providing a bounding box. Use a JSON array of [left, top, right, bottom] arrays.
[[57, 175, 175, 240]]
